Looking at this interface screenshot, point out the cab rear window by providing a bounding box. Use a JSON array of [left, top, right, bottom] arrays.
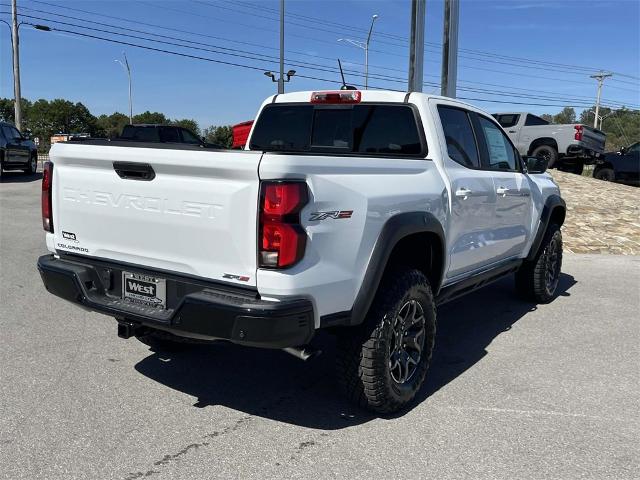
[[249, 104, 426, 156]]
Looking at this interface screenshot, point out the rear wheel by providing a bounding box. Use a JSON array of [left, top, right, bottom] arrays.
[[515, 223, 563, 303], [336, 268, 436, 414], [594, 167, 615, 182], [531, 144, 559, 169]]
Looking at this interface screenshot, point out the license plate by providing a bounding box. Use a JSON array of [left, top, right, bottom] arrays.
[[122, 272, 166, 308]]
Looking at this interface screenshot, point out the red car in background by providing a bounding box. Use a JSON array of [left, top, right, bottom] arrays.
[[232, 120, 254, 149]]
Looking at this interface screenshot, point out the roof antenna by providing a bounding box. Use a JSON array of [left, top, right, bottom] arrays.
[[338, 59, 357, 90]]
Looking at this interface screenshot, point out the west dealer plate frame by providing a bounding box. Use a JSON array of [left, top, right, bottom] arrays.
[[122, 271, 167, 309]]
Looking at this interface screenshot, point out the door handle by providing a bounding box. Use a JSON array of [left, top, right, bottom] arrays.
[[508, 130, 516, 133], [455, 187, 473, 199], [496, 186, 510, 196]]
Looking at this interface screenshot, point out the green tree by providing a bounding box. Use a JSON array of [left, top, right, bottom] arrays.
[[171, 118, 200, 135], [132, 111, 168, 124], [203, 125, 233, 148], [0, 98, 14, 122], [553, 107, 576, 124], [96, 112, 129, 138]]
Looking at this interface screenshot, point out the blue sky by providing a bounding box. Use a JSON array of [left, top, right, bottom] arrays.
[[1, 0, 639, 129]]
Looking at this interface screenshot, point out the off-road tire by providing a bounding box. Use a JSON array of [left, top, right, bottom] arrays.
[[515, 223, 563, 303], [336, 268, 436, 414], [531, 144, 559, 169], [594, 167, 615, 182]]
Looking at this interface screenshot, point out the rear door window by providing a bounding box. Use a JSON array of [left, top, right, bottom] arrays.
[[524, 114, 549, 126], [250, 104, 425, 156], [494, 114, 520, 128], [437, 106, 480, 168]]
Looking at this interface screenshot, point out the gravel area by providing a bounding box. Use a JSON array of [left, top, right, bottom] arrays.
[[550, 170, 640, 254]]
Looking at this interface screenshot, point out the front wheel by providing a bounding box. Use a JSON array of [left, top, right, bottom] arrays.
[[594, 167, 615, 182], [24, 154, 37, 174], [336, 268, 436, 414], [515, 223, 563, 303]]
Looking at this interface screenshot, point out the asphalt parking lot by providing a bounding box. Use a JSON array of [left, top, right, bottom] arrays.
[[1, 171, 639, 480]]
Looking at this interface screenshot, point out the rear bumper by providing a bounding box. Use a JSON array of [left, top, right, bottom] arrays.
[[566, 145, 602, 160], [37, 254, 315, 348]]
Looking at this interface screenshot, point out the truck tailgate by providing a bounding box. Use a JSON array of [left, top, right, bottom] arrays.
[[50, 142, 262, 286], [581, 126, 606, 153]]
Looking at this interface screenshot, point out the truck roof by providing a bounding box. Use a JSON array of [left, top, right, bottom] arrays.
[[270, 90, 480, 110]]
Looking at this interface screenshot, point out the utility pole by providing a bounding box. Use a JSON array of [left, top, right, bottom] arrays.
[[11, 0, 22, 130], [408, 0, 426, 92], [440, 0, 459, 98], [278, 0, 285, 94], [590, 71, 612, 129]]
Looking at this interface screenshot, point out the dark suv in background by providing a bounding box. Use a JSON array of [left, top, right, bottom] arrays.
[[118, 124, 223, 148], [0, 121, 38, 178], [593, 142, 639, 186]]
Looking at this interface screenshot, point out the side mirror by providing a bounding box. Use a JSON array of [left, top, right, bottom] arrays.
[[22, 130, 31, 140], [525, 156, 548, 174], [618, 147, 626, 155]]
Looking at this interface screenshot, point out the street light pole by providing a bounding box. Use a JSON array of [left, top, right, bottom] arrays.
[[11, 0, 22, 130], [364, 14, 378, 90], [115, 53, 133, 123], [337, 14, 379, 90]]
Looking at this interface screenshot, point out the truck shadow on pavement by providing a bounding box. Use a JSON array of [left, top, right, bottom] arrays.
[[134, 273, 576, 430]]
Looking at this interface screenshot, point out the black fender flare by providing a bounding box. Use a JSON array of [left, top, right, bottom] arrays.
[[348, 211, 445, 326], [527, 194, 566, 262]]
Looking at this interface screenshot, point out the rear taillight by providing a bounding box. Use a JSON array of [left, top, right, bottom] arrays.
[[259, 181, 308, 268], [310, 90, 361, 104], [41, 161, 53, 232], [574, 125, 583, 141]]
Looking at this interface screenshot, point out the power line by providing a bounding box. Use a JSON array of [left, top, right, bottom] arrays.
[[8, 3, 639, 108], [9, 19, 634, 110], [8, 10, 638, 109], [17, 1, 640, 97], [197, 0, 640, 79]]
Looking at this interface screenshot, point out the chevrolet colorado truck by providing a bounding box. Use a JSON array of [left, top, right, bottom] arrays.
[[493, 112, 606, 175], [38, 90, 566, 413]]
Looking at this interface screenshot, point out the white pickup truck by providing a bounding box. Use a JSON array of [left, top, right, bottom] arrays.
[[38, 90, 566, 413], [493, 112, 606, 174]]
